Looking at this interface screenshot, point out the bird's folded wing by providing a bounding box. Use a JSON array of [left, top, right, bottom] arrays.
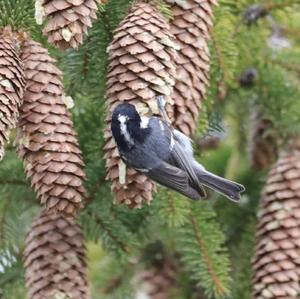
[[147, 162, 202, 200], [169, 142, 206, 197]]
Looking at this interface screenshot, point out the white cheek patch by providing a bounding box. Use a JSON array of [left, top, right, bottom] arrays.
[[118, 115, 127, 124], [118, 114, 134, 145], [140, 117, 149, 129]]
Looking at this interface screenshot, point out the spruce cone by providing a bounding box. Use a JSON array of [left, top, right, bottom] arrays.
[[40, 0, 101, 50], [24, 210, 90, 299], [134, 260, 176, 299], [252, 146, 300, 298], [0, 29, 25, 159], [249, 110, 277, 170], [104, 1, 178, 208], [17, 39, 86, 216], [165, 0, 217, 136]]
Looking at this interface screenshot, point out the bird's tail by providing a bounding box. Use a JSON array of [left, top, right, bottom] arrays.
[[193, 163, 245, 202]]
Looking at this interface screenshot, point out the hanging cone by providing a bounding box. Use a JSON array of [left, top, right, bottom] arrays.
[[165, 0, 217, 136], [40, 0, 101, 50], [17, 39, 86, 216], [249, 110, 277, 170], [134, 259, 177, 299], [0, 28, 25, 160], [252, 144, 300, 298], [104, 1, 178, 208], [24, 210, 90, 299]]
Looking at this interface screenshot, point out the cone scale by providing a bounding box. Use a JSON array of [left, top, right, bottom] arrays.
[[24, 210, 90, 299], [104, 1, 178, 208], [40, 0, 101, 50], [166, 0, 217, 136], [17, 39, 87, 216], [252, 145, 300, 298], [0, 28, 25, 159]]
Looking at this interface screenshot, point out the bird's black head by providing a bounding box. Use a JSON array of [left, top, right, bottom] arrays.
[[111, 103, 151, 151], [112, 102, 141, 123]]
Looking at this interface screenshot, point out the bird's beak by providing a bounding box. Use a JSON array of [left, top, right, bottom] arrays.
[[156, 95, 171, 124]]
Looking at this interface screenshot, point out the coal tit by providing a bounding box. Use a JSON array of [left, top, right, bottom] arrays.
[[111, 102, 245, 201]]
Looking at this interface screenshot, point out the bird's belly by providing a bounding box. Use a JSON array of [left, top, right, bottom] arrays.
[[120, 146, 169, 171]]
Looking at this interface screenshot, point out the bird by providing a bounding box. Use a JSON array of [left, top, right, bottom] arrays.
[[110, 102, 245, 202]]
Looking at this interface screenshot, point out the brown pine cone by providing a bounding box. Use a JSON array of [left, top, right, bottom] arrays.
[[104, 1, 178, 208], [134, 260, 177, 299], [0, 28, 25, 159], [252, 146, 300, 298], [249, 110, 277, 170], [17, 39, 86, 216], [166, 0, 217, 136], [40, 0, 101, 50], [24, 210, 90, 299]]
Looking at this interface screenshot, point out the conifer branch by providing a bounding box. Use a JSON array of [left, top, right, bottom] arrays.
[[167, 193, 177, 226], [265, 0, 300, 11], [101, 261, 136, 295], [177, 203, 232, 299], [82, 36, 92, 78], [91, 213, 131, 254], [100, 10, 114, 40], [0, 201, 10, 245], [153, 191, 190, 228], [211, 34, 228, 101], [267, 58, 300, 75], [190, 214, 226, 297], [87, 175, 107, 204], [0, 179, 27, 186]]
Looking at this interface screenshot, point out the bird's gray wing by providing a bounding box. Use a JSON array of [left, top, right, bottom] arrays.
[[147, 162, 202, 200], [169, 138, 206, 197], [173, 129, 194, 158]]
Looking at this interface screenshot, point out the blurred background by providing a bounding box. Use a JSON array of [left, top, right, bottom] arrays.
[[0, 0, 300, 298]]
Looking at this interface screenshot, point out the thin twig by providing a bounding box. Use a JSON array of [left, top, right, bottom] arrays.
[[100, 10, 114, 40], [211, 34, 228, 101]]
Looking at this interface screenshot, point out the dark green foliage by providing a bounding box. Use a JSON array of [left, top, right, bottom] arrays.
[[80, 199, 141, 258], [1, 0, 300, 298], [177, 203, 232, 299], [0, 0, 36, 31], [254, 65, 300, 139], [89, 254, 135, 299], [152, 191, 191, 228], [232, 219, 256, 299]]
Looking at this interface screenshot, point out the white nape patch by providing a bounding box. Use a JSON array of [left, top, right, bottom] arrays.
[[118, 114, 134, 145], [140, 117, 149, 129]]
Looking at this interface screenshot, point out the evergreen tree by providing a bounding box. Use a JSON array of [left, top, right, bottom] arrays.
[[0, 1, 300, 299]]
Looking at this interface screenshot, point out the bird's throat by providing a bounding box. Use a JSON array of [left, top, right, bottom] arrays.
[[112, 118, 151, 152], [120, 122, 134, 146]]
